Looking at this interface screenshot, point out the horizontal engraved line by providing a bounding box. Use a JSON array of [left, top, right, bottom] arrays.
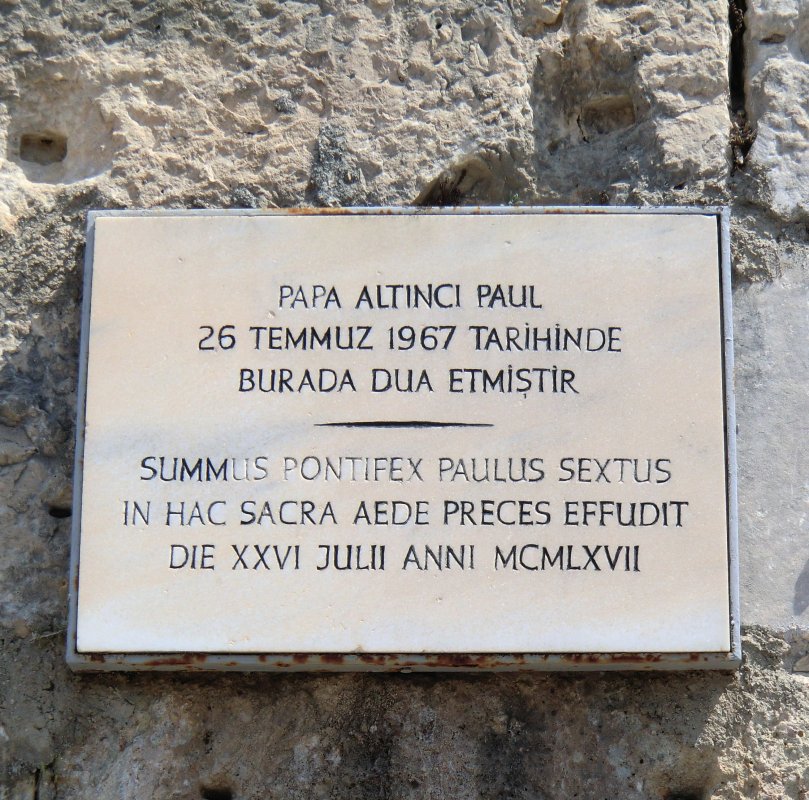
[[314, 421, 494, 429]]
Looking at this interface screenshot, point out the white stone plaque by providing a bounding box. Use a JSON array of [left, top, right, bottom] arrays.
[[68, 208, 739, 670]]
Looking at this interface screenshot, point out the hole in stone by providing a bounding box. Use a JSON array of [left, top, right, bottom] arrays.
[[7, 65, 120, 183], [417, 169, 467, 206], [580, 95, 636, 136], [435, 18, 443, 29], [415, 149, 528, 206], [200, 788, 232, 800], [19, 131, 68, 165], [48, 506, 72, 519]]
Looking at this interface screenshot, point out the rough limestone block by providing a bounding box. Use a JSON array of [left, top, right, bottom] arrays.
[[0, 0, 731, 226], [745, 0, 809, 220], [734, 262, 809, 630]]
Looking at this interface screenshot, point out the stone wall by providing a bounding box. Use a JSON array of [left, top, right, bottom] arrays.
[[1, 1, 807, 797]]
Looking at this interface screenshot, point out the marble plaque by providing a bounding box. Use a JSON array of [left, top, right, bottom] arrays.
[[69, 208, 738, 669]]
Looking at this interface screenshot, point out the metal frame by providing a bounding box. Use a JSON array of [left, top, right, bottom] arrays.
[[67, 205, 741, 672]]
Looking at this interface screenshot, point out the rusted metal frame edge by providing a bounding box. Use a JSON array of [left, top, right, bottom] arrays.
[[67, 206, 739, 672], [76, 205, 725, 218], [67, 651, 739, 672]]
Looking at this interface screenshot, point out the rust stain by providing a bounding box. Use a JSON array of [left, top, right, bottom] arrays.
[[425, 654, 489, 668], [561, 653, 602, 664], [73, 648, 721, 671], [140, 652, 210, 667], [390, 653, 530, 669], [141, 656, 195, 667], [249, 207, 647, 219], [285, 207, 356, 216], [358, 654, 389, 666], [281, 207, 397, 217], [605, 653, 663, 664]]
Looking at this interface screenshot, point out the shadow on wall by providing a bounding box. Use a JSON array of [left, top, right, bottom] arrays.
[[132, 668, 737, 800], [794, 557, 809, 614], [532, 40, 648, 205], [528, 12, 730, 204], [414, 148, 532, 206]]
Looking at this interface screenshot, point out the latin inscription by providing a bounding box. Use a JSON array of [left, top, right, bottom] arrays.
[[75, 212, 731, 656]]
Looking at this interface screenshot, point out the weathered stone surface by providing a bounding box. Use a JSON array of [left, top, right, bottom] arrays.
[[735, 259, 809, 630], [3, 630, 809, 799], [0, 0, 808, 797], [744, 0, 809, 221], [0, 0, 732, 225]]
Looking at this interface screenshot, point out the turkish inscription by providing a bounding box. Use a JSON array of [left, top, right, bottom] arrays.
[[72, 209, 734, 662]]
